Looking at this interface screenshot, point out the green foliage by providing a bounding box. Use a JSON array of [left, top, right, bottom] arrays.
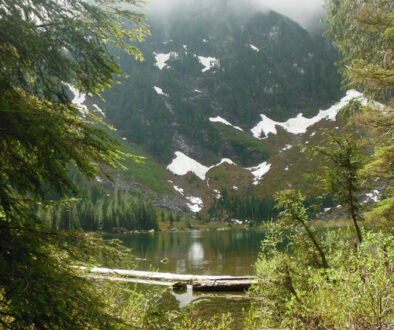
[[74, 280, 234, 329], [324, 0, 393, 98], [275, 189, 328, 268], [250, 226, 393, 329], [0, 0, 151, 327], [105, 127, 171, 194], [0, 218, 136, 328], [325, 0, 393, 228], [169, 213, 175, 227], [39, 188, 159, 232], [307, 131, 365, 243], [207, 188, 277, 223]]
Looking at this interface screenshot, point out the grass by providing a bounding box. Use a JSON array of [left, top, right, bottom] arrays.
[[104, 126, 172, 194]]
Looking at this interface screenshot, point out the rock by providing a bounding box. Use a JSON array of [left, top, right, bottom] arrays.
[[171, 281, 187, 292], [160, 258, 169, 264]]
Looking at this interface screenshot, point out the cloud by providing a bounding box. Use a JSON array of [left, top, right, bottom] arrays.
[[145, 0, 325, 29], [252, 0, 324, 28]]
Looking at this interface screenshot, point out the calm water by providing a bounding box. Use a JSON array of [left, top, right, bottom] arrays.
[[105, 229, 268, 324], [112, 229, 267, 276]]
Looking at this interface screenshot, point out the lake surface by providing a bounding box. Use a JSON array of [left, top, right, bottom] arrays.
[[105, 228, 268, 323], [112, 228, 267, 276]]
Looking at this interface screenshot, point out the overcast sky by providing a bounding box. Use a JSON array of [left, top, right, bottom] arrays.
[[145, 0, 325, 29]]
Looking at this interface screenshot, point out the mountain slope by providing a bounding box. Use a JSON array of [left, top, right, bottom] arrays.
[[102, 7, 341, 165], [87, 4, 350, 216]]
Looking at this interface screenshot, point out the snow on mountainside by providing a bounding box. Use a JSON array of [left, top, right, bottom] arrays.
[[96, 8, 359, 215], [195, 55, 220, 72], [247, 161, 271, 185], [153, 86, 169, 97], [166, 90, 367, 187], [167, 151, 236, 181], [154, 52, 178, 70], [167, 151, 210, 180], [251, 90, 366, 139], [209, 116, 243, 131]]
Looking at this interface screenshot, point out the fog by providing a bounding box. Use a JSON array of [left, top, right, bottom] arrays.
[[145, 0, 325, 29]]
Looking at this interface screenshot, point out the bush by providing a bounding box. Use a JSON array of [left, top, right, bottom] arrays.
[[249, 228, 393, 329]]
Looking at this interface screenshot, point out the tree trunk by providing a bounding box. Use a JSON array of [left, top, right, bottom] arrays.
[[295, 216, 329, 268]]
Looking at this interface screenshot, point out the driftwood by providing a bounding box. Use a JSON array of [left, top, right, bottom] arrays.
[[77, 266, 256, 292]]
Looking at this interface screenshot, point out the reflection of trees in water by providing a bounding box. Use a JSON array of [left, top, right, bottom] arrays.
[[117, 230, 267, 275]]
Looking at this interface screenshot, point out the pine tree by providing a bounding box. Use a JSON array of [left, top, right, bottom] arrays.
[[325, 0, 393, 227], [0, 0, 149, 327]]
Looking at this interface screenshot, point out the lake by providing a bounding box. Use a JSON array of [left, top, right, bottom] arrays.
[[104, 228, 268, 324], [113, 228, 268, 276]]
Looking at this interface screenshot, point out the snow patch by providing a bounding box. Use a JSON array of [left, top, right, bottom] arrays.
[[186, 196, 203, 213], [280, 144, 293, 152], [250, 114, 279, 138], [167, 152, 236, 180], [251, 90, 367, 139], [153, 86, 169, 97], [167, 152, 210, 180], [194, 55, 220, 72], [214, 158, 237, 167], [173, 185, 184, 195], [209, 116, 243, 131], [246, 161, 271, 185], [248, 44, 260, 52], [154, 52, 178, 70], [213, 189, 221, 199]]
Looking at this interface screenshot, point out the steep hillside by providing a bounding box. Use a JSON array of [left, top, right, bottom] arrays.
[[101, 6, 341, 166], [79, 3, 355, 218]]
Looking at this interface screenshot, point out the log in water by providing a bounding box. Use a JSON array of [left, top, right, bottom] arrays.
[[77, 266, 257, 292]]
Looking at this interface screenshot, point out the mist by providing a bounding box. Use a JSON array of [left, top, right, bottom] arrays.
[[145, 0, 325, 30]]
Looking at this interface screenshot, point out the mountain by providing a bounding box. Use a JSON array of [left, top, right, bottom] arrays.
[[80, 4, 356, 219]]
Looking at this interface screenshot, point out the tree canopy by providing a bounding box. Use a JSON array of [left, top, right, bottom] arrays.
[[0, 0, 149, 215], [325, 0, 393, 226], [0, 0, 149, 327]]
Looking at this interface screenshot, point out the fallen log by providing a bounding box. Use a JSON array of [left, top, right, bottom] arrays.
[[76, 266, 256, 291]]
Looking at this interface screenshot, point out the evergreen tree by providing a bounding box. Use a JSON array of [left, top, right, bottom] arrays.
[[325, 0, 393, 227], [0, 0, 149, 327], [169, 213, 174, 227], [307, 132, 365, 243]]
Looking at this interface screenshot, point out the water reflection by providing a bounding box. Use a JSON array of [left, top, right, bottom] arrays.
[[188, 242, 204, 267], [109, 229, 267, 276]]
